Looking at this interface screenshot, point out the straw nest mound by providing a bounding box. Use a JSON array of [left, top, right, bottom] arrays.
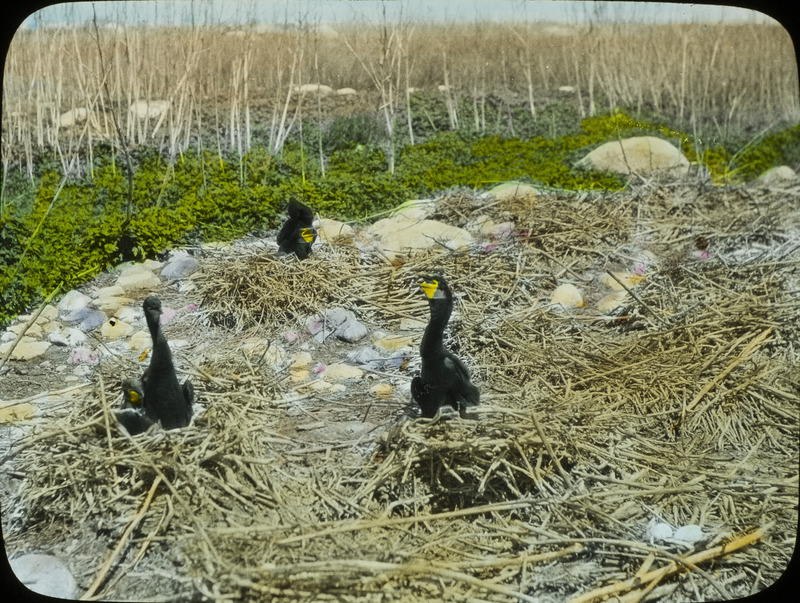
[[1, 181, 798, 601]]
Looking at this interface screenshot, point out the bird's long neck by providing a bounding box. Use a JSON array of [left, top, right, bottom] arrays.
[[146, 312, 174, 369], [420, 298, 451, 356]]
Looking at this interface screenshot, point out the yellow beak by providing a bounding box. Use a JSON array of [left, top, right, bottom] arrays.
[[127, 390, 142, 406], [300, 228, 315, 243], [419, 279, 439, 299]]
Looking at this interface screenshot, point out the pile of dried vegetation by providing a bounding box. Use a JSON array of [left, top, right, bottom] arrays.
[[2, 181, 797, 601]]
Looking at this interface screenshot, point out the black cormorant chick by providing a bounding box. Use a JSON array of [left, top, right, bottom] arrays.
[[115, 376, 155, 435], [411, 276, 480, 418], [277, 199, 317, 259], [142, 296, 194, 430]]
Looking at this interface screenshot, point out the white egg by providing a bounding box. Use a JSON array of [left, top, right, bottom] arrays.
[[648, 522, 674, 541], [674, 524, 704, 543]]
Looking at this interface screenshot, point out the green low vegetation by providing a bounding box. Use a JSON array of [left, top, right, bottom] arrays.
[[2, 104, 799, 326]]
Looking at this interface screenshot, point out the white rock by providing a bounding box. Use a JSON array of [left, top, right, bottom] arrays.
[[674, 524, 704, 543], [316, 219, 356, 245], [368, 215, 474, 263], [161, 256, 200, 280], [601, 271, 645, 291], [370, 383, 394, 399], [95, 285, 126, 299], [9, 554, 77, 599], [46, 326, 87, 347], [336, 87, 357, 96], [100, 318, 135, 340], [487, 181, 539, 204], [596, 291, 629, 313], [129, 99, 170, 120], [582, 136, 690, 177], [755, 165, 797, 185], [558, 85, 575, 93], [57, 108, 90, 127], [373, 334, 413, 350], [550, 284, 584, 307], [127, 330, 151, 352], [0, 337, 51, 360], [398, 317, 428, 331], [648, 522, 674, 542], [293, 83, 333, 95], [58, 290, 92, 313], [291, 351, 313, 368], [322, 363, 363, 380], [115, 267, 161, 291], [8, 322, 43, 338]]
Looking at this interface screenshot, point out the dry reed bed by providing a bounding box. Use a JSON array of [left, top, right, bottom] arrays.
[[2, 183, 798, 600], [3, 20, 798, 166]]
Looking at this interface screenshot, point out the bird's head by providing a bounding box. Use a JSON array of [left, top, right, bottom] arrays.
[[122, 378, 144, 407], [419, 275, 450, 301], [143, 296, 162, 316]]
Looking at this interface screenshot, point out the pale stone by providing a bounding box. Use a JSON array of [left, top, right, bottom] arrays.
[[0, 402, 37, 423], [487, 181, 539, 204], [316, 219, 356, 244], [100, 318, 135, 340], [368, 214, 473, 262], [9, 554, 77, 599], [293, 83, 333, 95], [127, 330, 151, 352], [398, 318, 428, 331], [322, 363, 363, 380], [95, 285, 126, 298], [370, 383, 394, 399], [596, 291, 629, 313], [291, 351, 313, 368], [57, 108, 90, 127], [58, 290, 91, 313], [129, 100, 170, 120], [601, 271, 645, 291], [550, 284, 584, 308], [373, 335, 413, 350], [64, 308, 107, 332], [46, 326, 87, 347], [291, 368, 310, 382], [558, 85, 575, 93], [116, 268, 160, 291], [0, 337, 51, 360], [8, 322, 43, 338], [755, 165, 797, 185], [336, 87, 357, 95], [161, 256, 200, 280], [582, 136, 690, 177], [94, 295, 134, 313]]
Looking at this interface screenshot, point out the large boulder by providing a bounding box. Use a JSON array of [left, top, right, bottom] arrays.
[[582, 136, 690, 177], [755, 165, 796, 186], [368, 213, 474, 263]]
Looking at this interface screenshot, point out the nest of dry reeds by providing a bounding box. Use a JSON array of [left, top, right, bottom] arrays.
[[2, 182, 798, 602]]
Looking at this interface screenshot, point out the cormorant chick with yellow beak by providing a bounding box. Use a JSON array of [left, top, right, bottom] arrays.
[[277, 199, 317, 259], [142, 296, 194, 430], [115, 375, 155, 435], [411, 276, 480, 418]]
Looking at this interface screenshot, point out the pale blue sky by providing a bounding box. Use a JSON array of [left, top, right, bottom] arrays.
[[21, 1, 776, 29]]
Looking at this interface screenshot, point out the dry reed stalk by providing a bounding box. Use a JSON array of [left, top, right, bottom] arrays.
[[567, 526, 764, 603], [81, 475, 163, 600]]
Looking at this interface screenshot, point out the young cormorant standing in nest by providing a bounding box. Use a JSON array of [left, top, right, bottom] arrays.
[[411, 276, 480, 418], [277, 199, 317, 259], [142, 296, 194, 430]]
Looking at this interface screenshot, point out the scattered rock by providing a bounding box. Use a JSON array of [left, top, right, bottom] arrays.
[[582, 136, 690, 177], [8, 322, 43, 338], [58, 290, 92, 314], [316, 219, 356, 245], [368, 214, 474, 263], [294, 83, 333, 95], [373, 334, 413, 350], [550, 283, 584, 308], [0, 402, 37, 423], [115, 265, 161, 291], [127, 330, 151, 352], [100, 317, 135, 340], [9, 554, 78, 599], [755, 165, 796, 185], [0, 337, 51, 360], [162, 253, 201, 280], [63, 308, 107, 332], [601, 271, 645, 291], [45, 325, 87, 347], [370, 383, 394, 399], [322, 363, 364, 380], [596, 291, 629, 313], [487, 181, 539, 205], [336, 87, 357, 96]]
